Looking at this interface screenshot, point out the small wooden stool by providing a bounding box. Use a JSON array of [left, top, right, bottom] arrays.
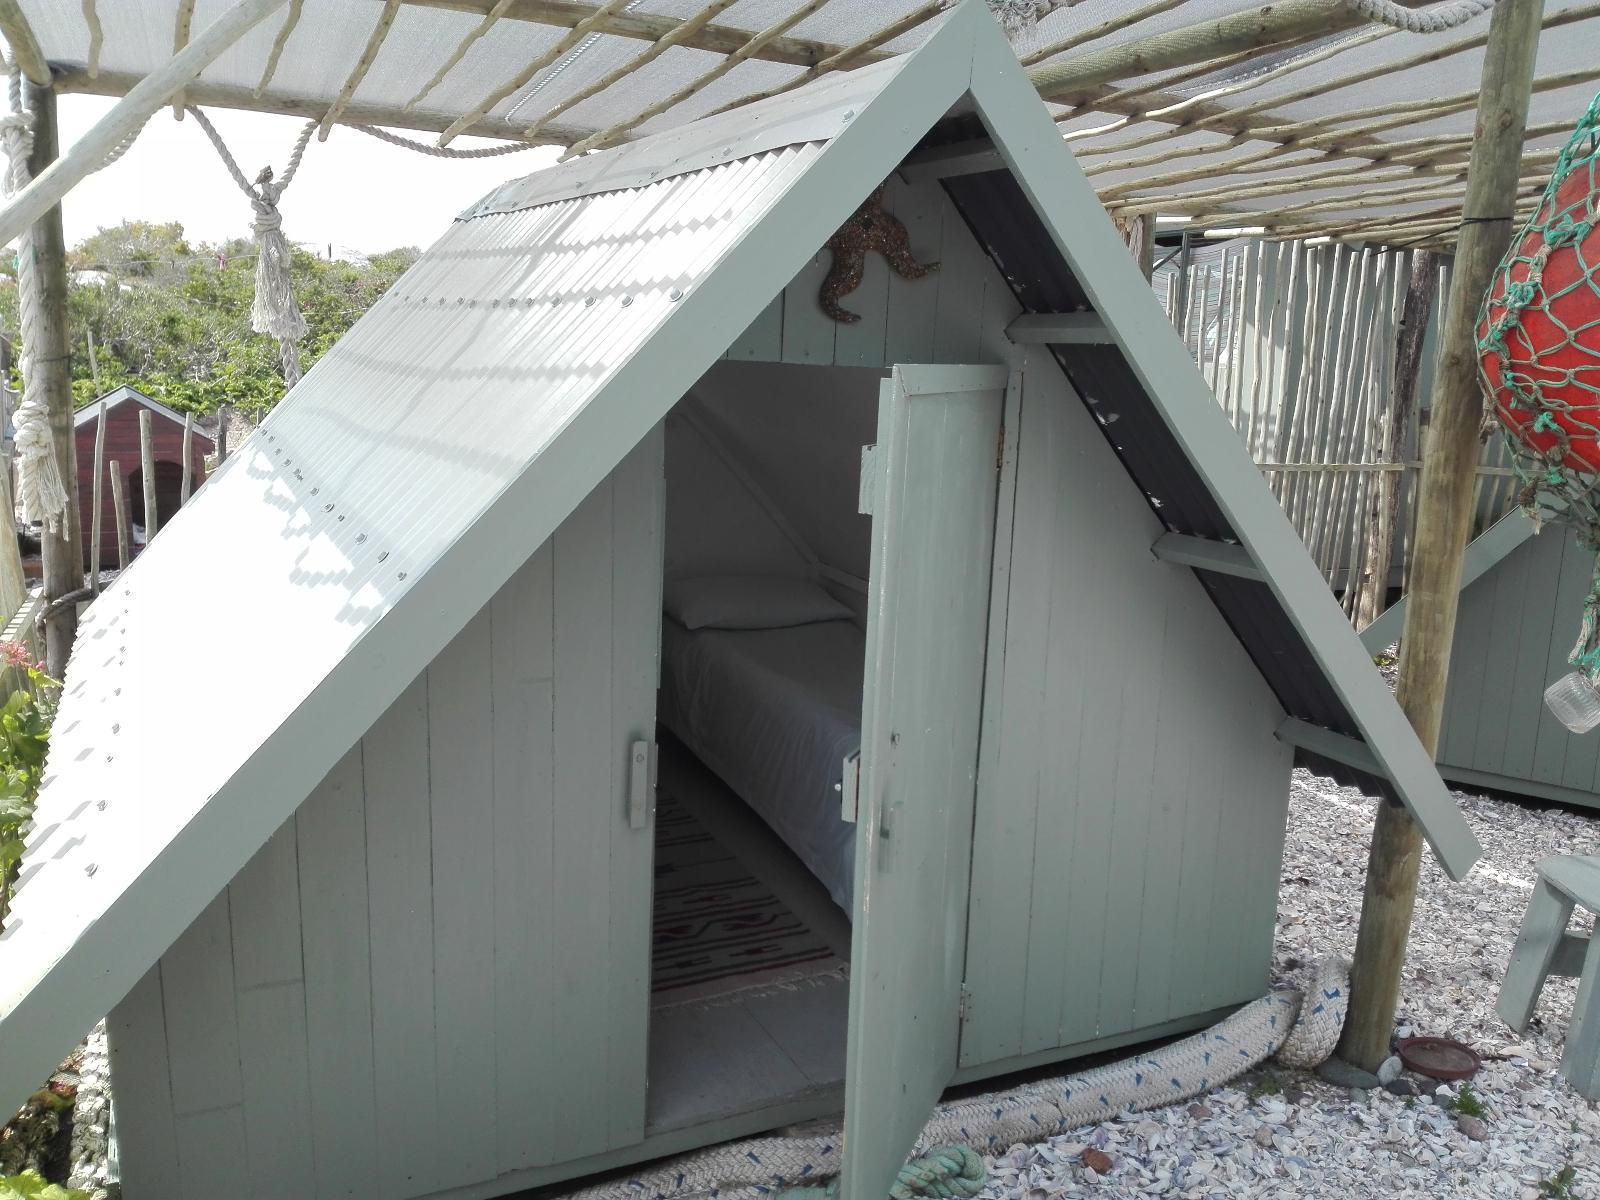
[[1496, 855, 1600, 1099]]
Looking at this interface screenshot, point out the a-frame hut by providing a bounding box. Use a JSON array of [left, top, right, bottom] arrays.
[[1362, 510, 1600, 811], [0, 6, 1480, 1199]]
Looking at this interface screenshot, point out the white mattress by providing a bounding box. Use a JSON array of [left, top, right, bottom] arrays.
[[659, 617, 863, 911]]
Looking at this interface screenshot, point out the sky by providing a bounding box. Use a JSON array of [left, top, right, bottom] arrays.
[[56, 96, 563, 257]]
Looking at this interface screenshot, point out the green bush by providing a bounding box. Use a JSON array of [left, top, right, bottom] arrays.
[[0, 660, 60, 926], [0, 1170, 88, 1199], [1, 220, 419, 419]]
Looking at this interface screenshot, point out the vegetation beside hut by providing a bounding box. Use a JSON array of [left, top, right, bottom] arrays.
[[1, 220, 417, 419]]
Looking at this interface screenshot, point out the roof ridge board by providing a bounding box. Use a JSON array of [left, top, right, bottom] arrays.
[[963, 18, 1481, 880], [458, 48, 924, 221]]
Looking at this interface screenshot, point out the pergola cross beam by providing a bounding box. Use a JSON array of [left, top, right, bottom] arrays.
[[401, 0, 890, 69]]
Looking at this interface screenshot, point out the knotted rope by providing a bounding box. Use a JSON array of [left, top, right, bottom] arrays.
[[1339, 0, 1496, 33], [188, 107, 315, 390], [2, 55, 69, 535], [560, 960, 1350, 1200], [985, 0, 1069, 39]]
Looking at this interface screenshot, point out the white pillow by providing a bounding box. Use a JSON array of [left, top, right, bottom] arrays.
[[664, 575, 853, 631]]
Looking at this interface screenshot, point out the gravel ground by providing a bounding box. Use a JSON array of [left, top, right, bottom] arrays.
[[981, 768, 1600, 1200]]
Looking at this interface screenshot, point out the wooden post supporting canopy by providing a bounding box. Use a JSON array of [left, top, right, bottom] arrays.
[[1338, 0, 1545, 1073], [24, 81, 83, 678]]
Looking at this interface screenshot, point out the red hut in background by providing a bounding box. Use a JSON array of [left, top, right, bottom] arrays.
[[75, 386, 212, 568]]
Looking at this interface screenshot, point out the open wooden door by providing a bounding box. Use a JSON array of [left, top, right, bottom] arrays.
[[840, 364, 1007, 1200]]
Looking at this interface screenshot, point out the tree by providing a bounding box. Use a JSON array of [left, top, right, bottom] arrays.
[[0, 221, 419, 417]]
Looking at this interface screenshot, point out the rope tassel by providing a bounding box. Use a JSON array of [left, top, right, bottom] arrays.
[[190, 107, 315, 392], [249, 165, 308, 387]]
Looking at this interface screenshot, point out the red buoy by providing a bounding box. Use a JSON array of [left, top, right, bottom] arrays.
[[1480, 168, 1600, 474]]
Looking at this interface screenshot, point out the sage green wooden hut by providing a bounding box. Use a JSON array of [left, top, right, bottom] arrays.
[[0, 6, 1479, 1200], [1363, 511, 1600, 811]]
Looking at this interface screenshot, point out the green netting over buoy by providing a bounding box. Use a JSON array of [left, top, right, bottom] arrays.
[[1478, 91, 1600, 680]]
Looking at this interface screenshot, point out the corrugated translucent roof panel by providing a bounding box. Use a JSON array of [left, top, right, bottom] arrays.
[[6, 137, 814, 916]]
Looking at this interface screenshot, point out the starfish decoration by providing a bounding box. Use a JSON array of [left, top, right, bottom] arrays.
[[819, 186, 939, 324]]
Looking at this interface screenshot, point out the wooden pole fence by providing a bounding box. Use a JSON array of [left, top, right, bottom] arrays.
[[90, 402, 107, 594], [139, 409, 159, 541], [109, 464, 130, 571]]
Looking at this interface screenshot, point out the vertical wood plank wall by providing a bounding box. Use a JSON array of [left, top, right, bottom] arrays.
[[1438, 530, 1600, 809], [725, 179, 1293, 1067], [108, 433, 665, 1200]]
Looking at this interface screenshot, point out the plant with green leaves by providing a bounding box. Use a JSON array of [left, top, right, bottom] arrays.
[[1, 220, 419, 419], [1540, 1164, 1579, 1198], [1448, 1081, 1487, 1119], [0, 1172, 88, 1200], [0, 657, 61, 926]]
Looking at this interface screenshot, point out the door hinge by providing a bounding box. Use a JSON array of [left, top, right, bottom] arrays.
[[858, 444, 879, 515], [628, 739, 658, 830], [997, 424, 1006, 470], [837, 749, 862, 823], [959, 982, 974, 1024]]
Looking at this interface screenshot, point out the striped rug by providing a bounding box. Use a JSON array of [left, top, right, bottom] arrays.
[[652, 791, 846, 1006]]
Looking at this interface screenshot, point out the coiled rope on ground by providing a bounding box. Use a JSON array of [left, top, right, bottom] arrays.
[[563, 959, 1351, 1200]]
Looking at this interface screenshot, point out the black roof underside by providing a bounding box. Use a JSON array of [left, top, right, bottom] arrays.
[[937, 166, 1392, 801]]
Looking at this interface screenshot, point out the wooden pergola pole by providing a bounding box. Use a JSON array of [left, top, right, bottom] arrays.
[[1025, 0, 1429, 100], [1338, 0, 1545, 1072], [24, 81, 84, 678]]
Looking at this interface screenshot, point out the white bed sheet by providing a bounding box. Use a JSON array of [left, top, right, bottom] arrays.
[[659, 617, 864, 911]]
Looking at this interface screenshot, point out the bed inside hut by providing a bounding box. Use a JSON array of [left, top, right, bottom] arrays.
[[644, 360, 881, 1131]]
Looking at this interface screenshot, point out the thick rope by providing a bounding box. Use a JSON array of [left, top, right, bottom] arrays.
[[2, 56, 70, 536], [985, 0, 1069, 39], [347, 123, 546, 158], [562, 961, 1349, 1200], [187, 107, 315, 389], [1339, 0, 1496, 33], [1275, 955, 1351, 1069]]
